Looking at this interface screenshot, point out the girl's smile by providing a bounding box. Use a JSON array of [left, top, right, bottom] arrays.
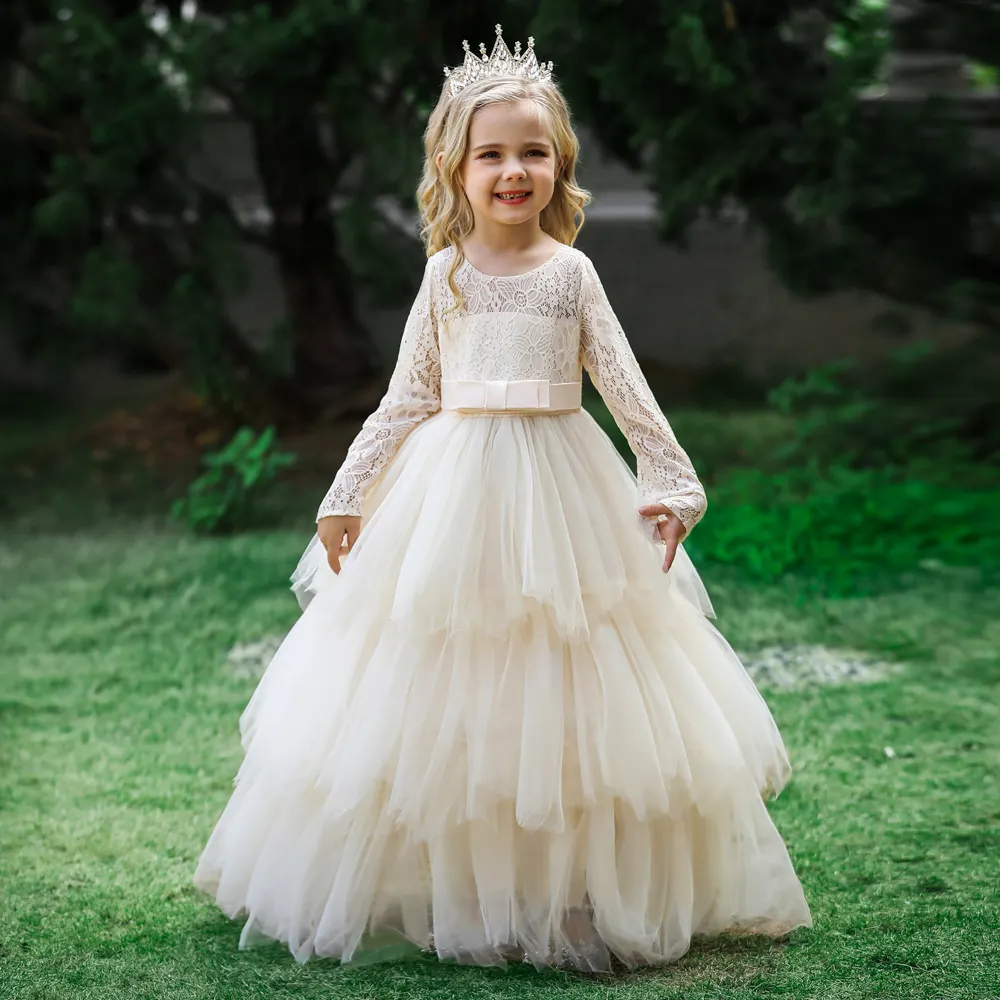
[[495, 190, 532, 204]]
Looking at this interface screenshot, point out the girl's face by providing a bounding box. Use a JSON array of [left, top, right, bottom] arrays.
[[458, 99, 558, 231]]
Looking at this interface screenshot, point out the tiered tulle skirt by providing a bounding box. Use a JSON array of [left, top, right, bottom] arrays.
[[193, 408, 813, 971]]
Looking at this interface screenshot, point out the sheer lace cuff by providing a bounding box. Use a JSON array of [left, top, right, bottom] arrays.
[[639, 495, 705, 543]]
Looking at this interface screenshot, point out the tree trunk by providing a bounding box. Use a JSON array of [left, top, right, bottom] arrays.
[[250, 116, 382, 420], [117, 212, 307, 420], [278, 208, 383, 415]]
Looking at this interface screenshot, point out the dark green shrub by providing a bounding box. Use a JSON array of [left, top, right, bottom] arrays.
[[586, 348, 998, 591], [765, 343, 991, 474], [686, 463, 997, 594]]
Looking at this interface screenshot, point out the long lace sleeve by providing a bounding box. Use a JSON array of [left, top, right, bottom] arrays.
[[316, 258, 442, 520], [578, 254, 707, 539]]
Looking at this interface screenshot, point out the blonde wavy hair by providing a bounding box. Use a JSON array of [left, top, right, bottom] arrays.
[[416, 74, 592, 316]]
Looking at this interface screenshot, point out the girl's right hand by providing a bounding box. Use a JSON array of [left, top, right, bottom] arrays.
[[637, 504, 687, 574], [317, 515, 362, 574]]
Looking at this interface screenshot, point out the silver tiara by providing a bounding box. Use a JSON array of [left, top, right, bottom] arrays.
[[443, 24, 554, 98]]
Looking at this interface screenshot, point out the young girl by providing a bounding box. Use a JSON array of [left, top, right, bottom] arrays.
[[194, 25, 813, 973]]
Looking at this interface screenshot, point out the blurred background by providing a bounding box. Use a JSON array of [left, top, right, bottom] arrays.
[[2, 3, 998, 999], [2, 0, 998, 568]]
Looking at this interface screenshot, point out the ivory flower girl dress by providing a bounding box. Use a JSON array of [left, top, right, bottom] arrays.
[[193, 243, 813, 971]]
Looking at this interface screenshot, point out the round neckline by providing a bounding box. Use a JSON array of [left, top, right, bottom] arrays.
[[458, 243, 568, 280]]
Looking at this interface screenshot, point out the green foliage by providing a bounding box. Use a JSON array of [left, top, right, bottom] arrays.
[[686, 464, 998, 595], [4, 0, 999, 423], [588, 347, 1000, 594], [32, 188, 91, 240], [2, 2, 195, 366], [171, 426, 296, 535], [765, 350, 970, 471], [765, 339, 998, 466], [530, 0, 1000, 334], [71, 247, 145, 342], [0, 0, 477, 411], [686, 347, 1000, 592], [968, 62, 999, 89]]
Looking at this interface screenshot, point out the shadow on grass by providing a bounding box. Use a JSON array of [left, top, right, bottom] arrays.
[[185, 906, 805, 995]]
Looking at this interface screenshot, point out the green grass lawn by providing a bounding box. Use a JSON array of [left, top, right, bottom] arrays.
[[2, 526, 998, 1000]]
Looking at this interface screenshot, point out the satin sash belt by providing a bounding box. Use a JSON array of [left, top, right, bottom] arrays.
[[441, 379, 582, 413]]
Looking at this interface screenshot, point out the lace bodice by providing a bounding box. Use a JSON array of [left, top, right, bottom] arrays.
[[316, 244, 707, 537]]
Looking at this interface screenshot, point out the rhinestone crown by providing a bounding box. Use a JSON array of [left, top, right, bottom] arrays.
[[443, 24, 554, 98]]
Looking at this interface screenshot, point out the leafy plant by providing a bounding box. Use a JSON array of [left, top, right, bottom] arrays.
[[763, 343, 993, 474], [691, 349, 999, 591], [686, 463, 998, 596], [171, 426, 296, 534]]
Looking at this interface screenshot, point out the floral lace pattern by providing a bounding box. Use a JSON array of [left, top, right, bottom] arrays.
[[316, 245, 707, 537], [443, 314, 579, 382]]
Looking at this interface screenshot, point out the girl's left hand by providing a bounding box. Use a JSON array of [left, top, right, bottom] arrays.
[[637, 503, 687, 573]]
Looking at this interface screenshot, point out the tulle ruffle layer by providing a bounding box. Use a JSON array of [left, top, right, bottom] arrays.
[[196, 785, 810, 970], [290, 409, 717, 637], [194, 409, 812, 971]]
